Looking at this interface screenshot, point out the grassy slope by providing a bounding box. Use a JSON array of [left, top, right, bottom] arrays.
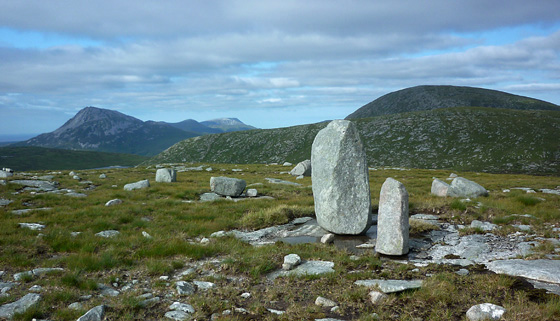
[[147, 107, 560, 175], [0, 165, 559, 320], [0, 146, 148, 171]]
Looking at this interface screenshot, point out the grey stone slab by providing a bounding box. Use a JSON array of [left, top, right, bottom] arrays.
[[0, 293, 42, 320], [77, 305, 106, 321], [354, 279, 423, 293], [268, 260, 335, 280], [486, 259, 560, 284]]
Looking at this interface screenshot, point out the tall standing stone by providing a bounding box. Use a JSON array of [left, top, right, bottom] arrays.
[[155, 168, 177, 183], [376, 178, 409, 255], [311, 120, 371, 235]]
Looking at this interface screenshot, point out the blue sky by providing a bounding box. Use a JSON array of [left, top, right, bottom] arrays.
[[1, 0, 559, 140]]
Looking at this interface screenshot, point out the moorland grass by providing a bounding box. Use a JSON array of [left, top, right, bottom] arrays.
[[0, 164, 558, 320]]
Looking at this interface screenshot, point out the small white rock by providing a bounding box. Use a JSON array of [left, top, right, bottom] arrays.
[[466, 303, 506, 320], [240, 292, 251, 299], [315, 296, 337, 307], [142, 231, 153, 239], [282, 254, 302, 270], [321, 233, 335, 244], [369, 290, 388, 305]]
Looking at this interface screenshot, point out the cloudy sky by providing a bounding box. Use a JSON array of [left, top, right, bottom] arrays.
[[1, 1, 559, 140]]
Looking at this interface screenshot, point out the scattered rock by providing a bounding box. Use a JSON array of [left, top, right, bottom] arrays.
[[73, 175, 81, 181], [240, 292, 251, 299], [169, 302, 195, 314], [283, 162, 292, 166], [105, 199, 122, 206], [265, 177, 302, 186], [28, 285, 42, 293], [466, 303, 506, 321], [449, 173, 458, 178], [376, 178, 409, 255], [66, 192, 87, 198], [10, 208, 51, 215], [142, 231, 153, 239], [69, 171, 76, 176], [282, 254, 302, 270], [267, 308, 285, 315], [456, 269, 470, 276], [321, 233, 335, 244], [368, 290, 388, 304], [268, 261, 335, 280], [315, 296, 337, 307], [11, 180, 58, 191], [431, 179, 450, 197], [470, 220, 498, 231], [18, 223, 45, 231], [447, 177, 488, 198], [200, 192, 222, 202], [0, 170, 13, 178], [246, 189, 258, 197], [77, 305, 106, 321], [289, 159, 312, 177], [99, 174, 107, 179], [0, 293, 41, 320], [354, 279, 423, 293], [165, 310, 192, 320], [97, 283, 119, 297], [210, 176, 246, 197], [193, 280, 215, 291], [176, 281, 196, 295], [68, 302, 83, 310], [156, 168, 177, 183], [123, 179, 150, 191], [0, 180, 6, 185], [311, 119, 371, 235], [0, 199, 12, 206], [95, 230, 120, 238]]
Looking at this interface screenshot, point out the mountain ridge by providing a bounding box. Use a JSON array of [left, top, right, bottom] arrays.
[[18, 107, 257, 156]]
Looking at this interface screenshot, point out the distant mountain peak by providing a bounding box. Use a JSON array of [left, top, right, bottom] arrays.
[[201, 118, 256, 132]]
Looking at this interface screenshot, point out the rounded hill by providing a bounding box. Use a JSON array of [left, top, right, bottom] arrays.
[[345, 85, 560, 119]]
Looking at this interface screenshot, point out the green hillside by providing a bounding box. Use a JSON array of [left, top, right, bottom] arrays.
[[346, 85, 560, 119], [0, 146, 148, 171], [146, 108, 560, 175]]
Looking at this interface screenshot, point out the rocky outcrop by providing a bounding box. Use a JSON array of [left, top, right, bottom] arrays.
[[311, 120, 371, 235]]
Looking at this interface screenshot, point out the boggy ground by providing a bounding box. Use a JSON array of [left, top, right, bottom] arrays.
[[0, 164, 559, 320]]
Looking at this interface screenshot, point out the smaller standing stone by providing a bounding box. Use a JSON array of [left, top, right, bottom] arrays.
[[282, 254, 302, 270], [375, 178, 409, 255], [368, 291, 388, 305], [466, 303, 506, 321], [431, 179, 450, 197], [156, 168, 177, 183], [321, 233, 335, 244]]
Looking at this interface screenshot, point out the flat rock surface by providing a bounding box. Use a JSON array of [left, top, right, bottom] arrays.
[[485, 259, 560, 284], [0, 293, 42, 320], [268, 260, 335, 280], [354, 279, 423, 293]]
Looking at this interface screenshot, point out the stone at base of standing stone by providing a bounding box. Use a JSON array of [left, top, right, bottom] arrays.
[[311, 120, 372, 235], [375, 178, 409, 255]]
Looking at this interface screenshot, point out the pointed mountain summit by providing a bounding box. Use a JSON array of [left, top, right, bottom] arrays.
[[22, 107, 197, 156], [346, 85, 560, 119]]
